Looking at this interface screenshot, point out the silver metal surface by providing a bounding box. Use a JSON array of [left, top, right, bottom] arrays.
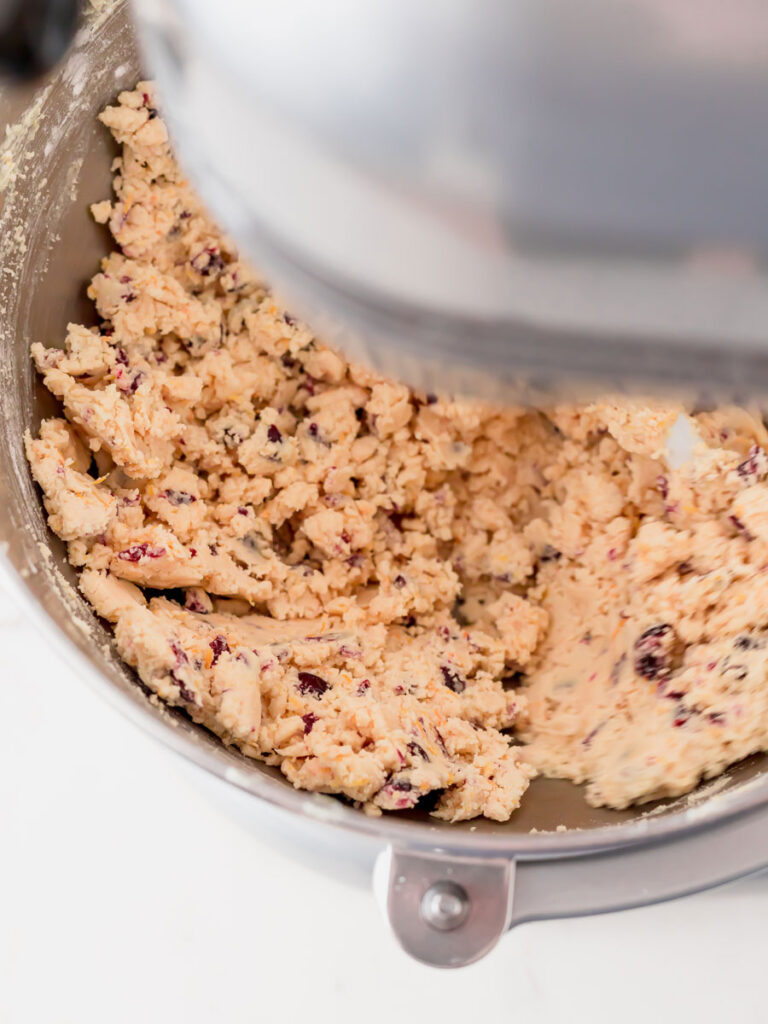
[[511, 801, 768, 926], [3, 1, 768, 969], [421, 882, 469, 932], [131, 0, 768, 399], [380, 849, 515, 967]]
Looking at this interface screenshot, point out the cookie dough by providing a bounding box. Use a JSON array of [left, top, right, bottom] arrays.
[[25, 83, 768, 821]]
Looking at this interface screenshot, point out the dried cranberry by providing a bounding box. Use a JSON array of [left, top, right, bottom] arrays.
[[440, 665, 466, 694], [426, 393, 438, 405], [283, 313, 297, 327], [184, 591, 208, 614], [393, 574, 406, 589], [407, 741, 429, 761], [114, 347, 129, 366], [307, 422, 319, 439], [388, 779, 413, 792], [117, 543, 166, 562], [656, 475, 669, 500], [337, 645, 361, 659], [633, 624, 682, 681], [356, 679, 370, 695], [737, 445, 768, 482], [376, 778, 420, 810], [162, 489, 196, 506], [735, 635, 758, 650], [170, 640, 188, 666], [297, 671, 329, 697], [729, 514, 754, 539], [209, 635, 230, 665], [302, 712, 318, 734], [191, 246, 225, 276], [267, 424, 282, 443], [173, 675, 195, 703], [672, 702, 701, 727]]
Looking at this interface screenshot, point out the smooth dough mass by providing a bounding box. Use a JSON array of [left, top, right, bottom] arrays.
[[25, 84, 768, 822]]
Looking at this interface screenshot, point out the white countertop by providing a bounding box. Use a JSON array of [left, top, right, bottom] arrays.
[[1, 564, 766, 1024]]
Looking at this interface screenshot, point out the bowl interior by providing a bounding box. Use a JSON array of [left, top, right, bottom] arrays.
[[1, 2, 766, 847]]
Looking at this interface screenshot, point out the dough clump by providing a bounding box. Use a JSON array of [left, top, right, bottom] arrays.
[[26, 84, 768, 820]]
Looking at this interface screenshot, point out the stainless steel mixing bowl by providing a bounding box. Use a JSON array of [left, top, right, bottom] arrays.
[[3, 3, 768, 968]]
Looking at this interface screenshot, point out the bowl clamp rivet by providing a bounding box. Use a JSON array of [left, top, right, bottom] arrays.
[[376, 848, 515, 968], [420, 881, 470, 931]]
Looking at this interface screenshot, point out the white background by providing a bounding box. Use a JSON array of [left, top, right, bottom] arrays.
[[2, 563, 767, 1024]]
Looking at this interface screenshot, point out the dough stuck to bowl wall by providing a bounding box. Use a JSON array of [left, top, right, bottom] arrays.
[[24, 82, 768, 822]]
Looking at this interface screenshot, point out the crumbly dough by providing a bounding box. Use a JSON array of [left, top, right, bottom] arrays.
[[24, 83, 768, 821]]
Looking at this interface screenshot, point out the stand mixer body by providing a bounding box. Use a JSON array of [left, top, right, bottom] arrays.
[[130, 0, 768, 399], [5, 1, 768, 968]]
